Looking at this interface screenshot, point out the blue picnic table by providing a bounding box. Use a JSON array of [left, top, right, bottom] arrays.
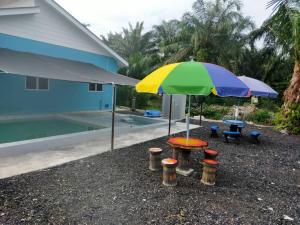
[[223, 119, 246, 132]]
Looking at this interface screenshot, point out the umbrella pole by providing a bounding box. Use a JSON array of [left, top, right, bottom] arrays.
[[199, 101, 203, 126], [235, 98, 240, 120], [186, 95, 191, 140], [111, 83, 116, 150], [168, 95, 173, 136]]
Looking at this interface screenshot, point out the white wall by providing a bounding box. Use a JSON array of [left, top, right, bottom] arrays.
[[0, 0, 111, 57], [0, 0, 35, 8], [162, 95, 186, 121]]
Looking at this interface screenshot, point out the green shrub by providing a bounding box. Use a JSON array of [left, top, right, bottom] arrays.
[[117, 86, 161, 110], [274, 103, 300, 134], [116, 86, 133, 107], [191, 103, 230, 120], [145, 94, 162, 110], [245, 109, 273, 125], [198, 96, 246, 106], [257, 98, 281, 112]]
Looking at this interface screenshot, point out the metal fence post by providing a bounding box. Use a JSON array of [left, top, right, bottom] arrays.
[[111, 83, 116, 150], [168, 95, 173, 136]]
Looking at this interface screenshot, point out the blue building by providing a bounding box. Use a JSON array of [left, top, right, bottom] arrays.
[[0, 0, 129, 115]]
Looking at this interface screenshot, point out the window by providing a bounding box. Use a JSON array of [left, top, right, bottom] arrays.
[[38, 78, 49, 90], [25, 76, 49, 90], [96, 84, 102, 92], [89, 83, 102, 92], [89, 83, 96, 91], [26, 76, 37, 90]]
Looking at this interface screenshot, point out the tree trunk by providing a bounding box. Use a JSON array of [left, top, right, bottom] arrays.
[[284, 60, 300, 105]]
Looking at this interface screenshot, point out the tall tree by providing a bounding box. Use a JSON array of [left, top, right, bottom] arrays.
[[162, 0, 255, 73], [252, 0, 300, 133], [257, 0, 300, 104], [151, 20, 182, 64], [101, 22, 156, 79], [101, 22, 160, 109]]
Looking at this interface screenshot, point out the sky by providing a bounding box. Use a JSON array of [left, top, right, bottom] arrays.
[[55, 0, 273, 37]]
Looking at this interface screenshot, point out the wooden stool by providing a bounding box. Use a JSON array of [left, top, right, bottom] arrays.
[[204, 149, 218, 160], [162, 158, 178, 186], [149, 148, 163, 171], [171, 147, 179, 160], [201, 159, 219, 186]]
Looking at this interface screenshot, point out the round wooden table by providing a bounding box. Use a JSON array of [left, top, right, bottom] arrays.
[[167, 137, 208, 176]]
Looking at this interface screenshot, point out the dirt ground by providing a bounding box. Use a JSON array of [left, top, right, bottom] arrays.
[[0, 121, 299, 225]]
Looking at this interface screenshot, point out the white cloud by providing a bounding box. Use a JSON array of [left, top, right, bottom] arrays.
[[55, 0, 273, 36]]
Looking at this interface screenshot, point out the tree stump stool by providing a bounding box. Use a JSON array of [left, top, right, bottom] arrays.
[[201, 159, 219, 186], [204, 149, 218, 160], [171, 147, 179, 160], [162, 158, 178, 186], [149, 148, 163, 171]]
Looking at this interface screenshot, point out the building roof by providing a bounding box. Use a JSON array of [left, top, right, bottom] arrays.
[[0, 48, 137, 86], [45, 0, 128, 67], [0, 0, 128, 67]]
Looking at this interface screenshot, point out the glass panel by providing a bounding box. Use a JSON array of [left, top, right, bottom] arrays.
[[89, 83, 96, 91], [26, 76, 37, 90], [96, 84, 103, 92], [38, 78, 49, 90]]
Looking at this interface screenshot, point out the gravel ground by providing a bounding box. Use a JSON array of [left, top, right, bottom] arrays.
[[0, 121, 299, 225]]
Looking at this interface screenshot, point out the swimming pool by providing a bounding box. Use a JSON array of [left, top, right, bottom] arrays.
[[62, 112, 163, 128], [0, 112, 165, 145], [0, 118, 103, 144]]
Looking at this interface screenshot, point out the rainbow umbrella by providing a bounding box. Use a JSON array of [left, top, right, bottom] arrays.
[[136, 61, 249, 96], [136, 61, 249, 139]]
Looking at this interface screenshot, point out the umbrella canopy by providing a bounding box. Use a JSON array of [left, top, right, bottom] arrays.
[[136, 61, 250, 140], [238, 76, 278, 98], [136, 61, 249, 97]]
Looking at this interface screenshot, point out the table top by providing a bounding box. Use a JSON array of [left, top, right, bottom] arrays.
[[223, 119, 245, 126], [167, 137, 208, 150]]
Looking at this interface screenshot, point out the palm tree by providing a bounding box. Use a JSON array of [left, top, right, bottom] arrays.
[[252, 0, 300, 133], [101, 22, 146, 60], [258, 0, 300, 104], [151, 20, 182, 64], [162, 0, 255, 73], [101, 22, 162, 108], [101, 22, 157, 79]]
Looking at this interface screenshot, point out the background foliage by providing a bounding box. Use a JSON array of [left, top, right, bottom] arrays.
[[101, 0, 300, 133]]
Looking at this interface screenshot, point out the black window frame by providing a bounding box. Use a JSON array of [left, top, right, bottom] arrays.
[[89, 83, 103, 92], [25, 76, 49, 91]]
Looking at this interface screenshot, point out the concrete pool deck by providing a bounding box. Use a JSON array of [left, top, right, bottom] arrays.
[[0, 122, 199, 179]]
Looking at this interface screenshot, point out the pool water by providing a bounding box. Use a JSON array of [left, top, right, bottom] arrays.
[[0, 118, 103, 144], [119, 115, 161, 125], [62, 112, 162, 128]]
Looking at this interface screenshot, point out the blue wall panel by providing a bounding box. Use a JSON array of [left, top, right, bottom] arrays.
[[0, 33, 119, 115], [0, 74, 113, 115]]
